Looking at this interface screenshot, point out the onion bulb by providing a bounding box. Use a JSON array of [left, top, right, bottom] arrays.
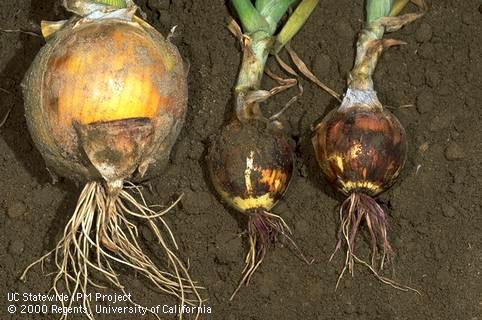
[[312, 0, 424, 288], [313, 91, 407, 272], [207, 122, 295, 281], [208, 121, 293, 215], [207, 119, 299, 300], [21, 1, 202, 317], [207, 0, 317, 299]]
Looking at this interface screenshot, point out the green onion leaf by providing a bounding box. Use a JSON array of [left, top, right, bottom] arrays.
[[231, 0, 270, 34], [366, 0, 392, 23], [92, 0, 128, 8], [256, 0, 297, 34], [275, 0, 319, 53], [389, 0, 410, 16]]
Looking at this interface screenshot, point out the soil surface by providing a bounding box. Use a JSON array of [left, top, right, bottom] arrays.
[[1, 1, 481, 320]]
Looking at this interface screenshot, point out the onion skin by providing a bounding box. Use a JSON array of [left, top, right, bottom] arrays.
[[207, 121, 293, 213], [20, 8, 204, 312], [312, 104, 407, 197], [23, 17, 187, 183], [312, 98, 407, 276], [207, 120, 310, 300], [308, 0, 423, 287]]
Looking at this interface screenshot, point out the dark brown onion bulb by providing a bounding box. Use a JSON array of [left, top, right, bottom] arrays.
[[207, 121, 293, 213], [313, 106, 407, 197], [206, 120, 296, 298], [312, 100, 407, 275]]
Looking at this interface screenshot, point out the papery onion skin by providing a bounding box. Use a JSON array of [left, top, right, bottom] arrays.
[[23, 18, 187, 183], [207, 121, 294, 214], [312, 104, 407, 197]]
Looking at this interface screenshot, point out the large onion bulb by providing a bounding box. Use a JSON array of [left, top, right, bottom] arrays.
[[21, 1, 202, 317]]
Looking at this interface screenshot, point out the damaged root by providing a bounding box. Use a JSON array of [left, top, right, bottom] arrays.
[[330, 192, 419, 294], [230, 210, 312, 300]]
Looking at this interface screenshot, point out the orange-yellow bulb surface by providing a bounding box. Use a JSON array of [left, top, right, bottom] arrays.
[[44, 22, 175, 127], [24, 17, 187, 183]]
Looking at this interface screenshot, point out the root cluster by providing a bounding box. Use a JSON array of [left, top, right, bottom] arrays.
[[21, 181, 202, 320]]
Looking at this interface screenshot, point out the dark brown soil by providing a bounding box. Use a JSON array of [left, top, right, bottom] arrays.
[[1, 1, 481, 320]]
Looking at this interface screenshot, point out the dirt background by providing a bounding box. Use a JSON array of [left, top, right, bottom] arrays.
[[1, 0, 481, 319]]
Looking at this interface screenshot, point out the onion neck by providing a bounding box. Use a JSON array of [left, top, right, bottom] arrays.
[[348, 22, 385, 92], [339, 88, 383, 113], [344, 0, 423, 110], [343, 21, 385, 112], [234, 32, 272, 122], [63, 0, 134, 16], [230, 0, 319, 122], [348, 0, 391, 91]]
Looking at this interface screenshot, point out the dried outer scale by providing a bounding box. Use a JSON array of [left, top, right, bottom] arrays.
[[313, 103, 407, 197]]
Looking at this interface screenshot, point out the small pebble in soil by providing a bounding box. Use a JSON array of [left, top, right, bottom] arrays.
[[8, 239, 25, 255], [215, 232, 242, 265], [418, 142, 429, 152], [415, 22, 433, 43], [444, 142, 465, 161], [311, 53, 331, 78], [425, 69, 441, 88], [147, 0, 170, 11], [141, 225, 155, 242], [7, 200, 27, 219], [333, 21, 354, 40], [295, 219, 310, 235], [416, 89, 434, 114], [442, 204, 457, 218]]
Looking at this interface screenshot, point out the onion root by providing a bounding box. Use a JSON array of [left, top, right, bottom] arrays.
[[20, 181, 202, 320]]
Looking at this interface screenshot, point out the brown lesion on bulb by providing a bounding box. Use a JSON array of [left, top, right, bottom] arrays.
[[313, 107, 407, 197], [75, 118, 154, 182]]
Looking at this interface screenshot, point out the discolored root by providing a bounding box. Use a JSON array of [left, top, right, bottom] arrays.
[[330, 192, 419, 293], [230, 210, 311, 300], [20, 181, 203, 320]]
